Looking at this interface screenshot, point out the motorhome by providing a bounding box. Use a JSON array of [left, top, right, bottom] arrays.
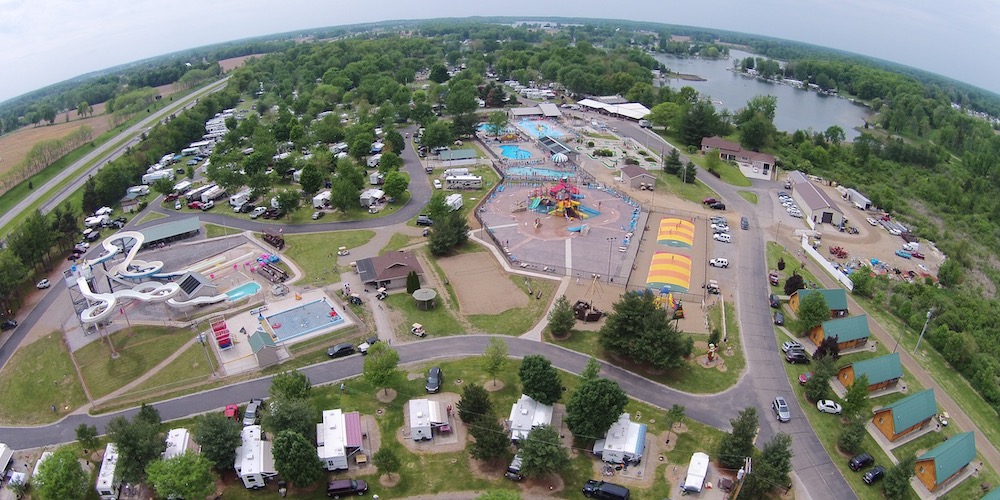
[[229, 189, 253, 207], [185, 184, 214, 202], [127, 185, 150, 196], [96, 443, 121, 500], [142, 170, 174, 185], [444, 168, 469, 177], [201, 185, 227, 204], [444, 175, 483, 190], [312, 190, 332, 209], [235, 425, 278, 489]]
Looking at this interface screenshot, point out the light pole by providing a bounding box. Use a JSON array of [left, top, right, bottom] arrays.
[[607, 237, 617, 283], [913, 308, 935, 354]]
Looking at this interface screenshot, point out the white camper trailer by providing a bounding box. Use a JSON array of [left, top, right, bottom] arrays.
[[682, 452, 710, 492], [173, 180, 192, 193], [142, 169, 175, 185], [162, 428, 197, 460], [316, 409, 364, 470], [408, 399, 446, 441], [127, 185, 150, 196], [369, 172, 384, 185], [312, 190, 332, 209], [230, 189, 253, 207], [445, 193, 463, 212], [359, 189, 385, 207], [96, 443, 121, 500], [444, 175, 482, 190], [235, 425, 278, 489], [201, 185, 226, 204], [367, 154, 382, 168], [444, 167, 470, 177], [507, 394, 553, 442], [592, 413, 647, 464], [185, 184, 214, 202]]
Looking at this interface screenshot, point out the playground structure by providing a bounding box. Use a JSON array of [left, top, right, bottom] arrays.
[[525, 178, 603, 223], [653, 288, 685, 320]]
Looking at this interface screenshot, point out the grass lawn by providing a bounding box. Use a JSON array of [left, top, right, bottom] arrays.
[[203, 222, 241, 239], [738, 190, 758, 204], [467, 276, 557, 334], [280, 230, 376, 284], [766, 241, 822, 293], [384, 292, 465, 338], [0, 333, 87, 424], [136, 211, 167, 225], [74, 325, 194, 400], [126, 342, 217, 397], [381, 233, 422, 255], [654, 170, 717, 205]]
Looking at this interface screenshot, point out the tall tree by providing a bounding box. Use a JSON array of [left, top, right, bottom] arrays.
[[564, 378, 628, 440], [679, 99, 723, 146], [145, 453, 217, 500], [518, 425, 569, 479], [429, 64, 450, 84], [106, 404, 164, 483], [298, 163, 324, 195], [518, 355, 563, 405], [842, 374, 871, 419], [377, 151, 403, 174], [837, 417, 867, 454], [33, 446, 89, 500], [264, 397, 315, 439], [469, 413, 512, 463], [457, 384, 493, 425], [372, 447, 401, 480], [0, 251, 28, 313], [363, 342, 400, 395], [665, 404, 686, 442], [329, 176, 357, 212], [547, 295, 576, 337], [486, 111, 510, 136], [427, 211, 469, 255], [272, 430, 324, 487], [446, 80, 479, 115], [812, 336, 841, 361], [804, 357, 835, 402], [274, 189, 300, 217], [882, 454, 916, 500], [794, 291, 829, 336], [382, 171, 409, 200], [716, 407, 758, 469], [740, 432, 793, 497], [421, 120, 453, 149], [269, 370, 312, 401], [192, 412, 243, 469], [75, 424, 99, 451], [580, 357, 601, 381], [599, 290, 693, 369], [482, 337, 509, 385]]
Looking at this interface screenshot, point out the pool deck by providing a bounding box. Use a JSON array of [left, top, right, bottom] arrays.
[[211, 289, 354, 376]]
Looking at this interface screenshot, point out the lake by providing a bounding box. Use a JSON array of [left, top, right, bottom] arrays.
[[654, 49, 870, 141]]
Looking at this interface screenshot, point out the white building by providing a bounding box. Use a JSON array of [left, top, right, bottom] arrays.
[[96, 443, 121, 500], [162, 428, 197, 460], [409, 399, 446, 441], [592, 413, 647, 464], [316, 409, 364, 470], [682, 452, 711, 493], [507, 394, 553, 442], [235, 425, 278, 489]]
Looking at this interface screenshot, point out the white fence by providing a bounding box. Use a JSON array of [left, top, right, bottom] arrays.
[[800, 236, 854, 290]]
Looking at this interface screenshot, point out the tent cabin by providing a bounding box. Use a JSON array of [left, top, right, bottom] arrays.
[[915, 432, 976, 492], [409, 399, 446, 441], [838, 353, 903, 393], [162, 428, 198, 459], [682, 452, 711, 493], [872, 389, 937, 442], [592, 413, 647, 464], [508, 394, 554, 442], [317, 409, 364, 470], [96, 443, 121, 500], [235, 425, 278, 489]]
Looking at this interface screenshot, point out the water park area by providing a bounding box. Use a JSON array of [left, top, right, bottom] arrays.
[[516, 118, 566, 139], [499, 144, 532, 160], [264, 298, 345, 342], [477, 177, 647, 284]]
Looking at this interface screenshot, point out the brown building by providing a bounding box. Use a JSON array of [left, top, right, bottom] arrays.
[[619, 165, 656, 190], [788, 288, 849, 318], [839, 353, 903, 392], [356, 251, 424, 290], [915, 432, 975, 492], [810, 314, 871, 350], [872, 389, 936, 442]]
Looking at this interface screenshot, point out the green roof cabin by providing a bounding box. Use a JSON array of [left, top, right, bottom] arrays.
[[872, 389, 936, 442], [838, 352, 903, 392], [915, 431, 976, 492], [788, 288, 848, 318], [810, 314, 871, 350]]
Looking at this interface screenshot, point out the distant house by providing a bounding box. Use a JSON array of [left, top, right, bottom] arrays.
[[838, 353, 903, 392], [787, 170, 844, 228], [619, 165, 656, 190], [788, 288, 849, 318], [356, 251, 424, 290], [700, 136, 776, 180], [872, 389, 937, 442], [120, 192, 142, 213], [810, 314, 871, 350], [915, 432, 976, 492]]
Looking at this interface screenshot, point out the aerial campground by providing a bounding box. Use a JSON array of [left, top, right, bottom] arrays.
[[2, 14, 1000, 500]]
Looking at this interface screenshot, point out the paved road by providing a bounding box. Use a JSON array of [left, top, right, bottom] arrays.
[[0, 336, 752, 449]]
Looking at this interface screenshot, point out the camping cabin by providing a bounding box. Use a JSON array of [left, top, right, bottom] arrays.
[[235, 425, 278, 489], [592, 413, 647, 464], [838, 353, 903, 393], [915, 432, 976, 492], [409, 399, 446, 441], [317, 409, 364, 470], [508, 394, 554, 442], [809, 314, 871, 350], [788, 288, 849, 318], [682, 452, 710, 493], [872, 389, 937, 442], [96, 443, 121, 500]]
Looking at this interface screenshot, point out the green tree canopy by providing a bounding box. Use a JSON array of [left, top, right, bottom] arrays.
[[193, 412, 243, 469], [794, 291, 829, 336], [457, 383, 493, 425], [106, 404, 164, 483], [564, 378, 628, 440], [580, 357, 601, 381], [382, 171, 409, 200], [272, 430, 324, 487], [482, 337, 509, 385], [363, 342, 400, 395], [298, 163, 324, 195], [269, 370, 312, 401], [599, 290, 694, 369], [145, 453, 217, 500], [469, 413, 512, 463], [264, 397, 315, 439], [882, 453, 916, 500], [716, 407, 758, 469], [518, 355, 563, 405], [547, 295, 576, 337], [427, 211, 469, 255], [421, 120, 453, 149], [373, 447, 401, 478], [842, 374, 871, 419], [33, 446, 88, 500], [329, 176, 357, 212], [518, 425, 569, 479]]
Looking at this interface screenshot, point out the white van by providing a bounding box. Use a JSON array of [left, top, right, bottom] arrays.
[[713, 233, 732, 243]]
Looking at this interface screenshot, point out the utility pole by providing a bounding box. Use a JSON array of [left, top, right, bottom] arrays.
[[913, 308, 935, 354], [730, 457, 752, 499], [606, 237, 617, 283]]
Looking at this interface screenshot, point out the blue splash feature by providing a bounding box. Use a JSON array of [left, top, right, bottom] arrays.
[[225, 282, 261, 301], [478, 123, 513, 134], [500, 145, 532, 159], [517, 119, 565, 138], [506, 166, 575, 179], [266, 299, 344, 342]]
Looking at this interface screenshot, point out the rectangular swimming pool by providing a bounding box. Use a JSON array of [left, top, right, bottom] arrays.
[[517, 119, 565, 138], [265, 298, 344, 342]]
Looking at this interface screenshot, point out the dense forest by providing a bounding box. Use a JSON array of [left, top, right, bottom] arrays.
[[1, 18, 1000, 413]]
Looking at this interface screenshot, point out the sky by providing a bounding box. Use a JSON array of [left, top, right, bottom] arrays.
[[2, 0, 997, 103]]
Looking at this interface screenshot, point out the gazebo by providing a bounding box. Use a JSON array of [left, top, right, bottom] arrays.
[[412, 288, 437, 310]]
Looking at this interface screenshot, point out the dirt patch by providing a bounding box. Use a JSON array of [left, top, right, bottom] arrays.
[[376, 388, 397, 403], [218, 54, 266, 72], [397, 392, 467, 454], [484, 380, 505, 392], [0, 115, 111, 179], [378, 473, 401, 487], [436, 252, 528, 315]]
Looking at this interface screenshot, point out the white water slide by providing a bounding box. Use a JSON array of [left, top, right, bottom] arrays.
[[77, 231, 227, 324]]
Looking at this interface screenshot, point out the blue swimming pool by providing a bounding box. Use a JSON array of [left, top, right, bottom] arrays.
[[506, 166, 575, 179], [226, 282, 261, 301], [478, 123, 513, 135], [266, 299, 344, 342], [517, 119, 565, 138], [500, 145, 532, 159]]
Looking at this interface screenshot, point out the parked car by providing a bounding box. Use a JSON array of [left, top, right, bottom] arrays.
[[849, 453, 875, 471], [713, 233, 731, 243], [174, 201, 182, 210], [781, 341, 802, 352], [327, 342, 355, 358], [709, 202, 726, 210], [249, 207, 267, 219], [769, 294, 780, 308], [433, 179, 442, 189], [416, 215, 434, 226], [0, 320, 17, 331], [772, 396, 791, 422], [243, 399, 265, 426], [358, 336, 380, 355], [816, 400, 843, 414], [187, 201, 203, 210], [582, 480, 630, 499], [786, 352, 810, 364], [425, 367, 443, 393], [165, 193, 179, 202], [200, 200, 215, 211], [709, 258, 729, 268], [326, 479, 368, 498], [702, 197, 718, 205], [798, 372, 813, 385], [237, 203, 257, 214], [863, 465, 886, 484], [311, 211, 324, 220], [911, 251, 925, 259], [223, 404, 240, 421], [773, 311, 784, 325], [741, 216, 749, 230], [36, 279, 50, 289], [866, 217, 879, 226], [769, 272, 780, 286]]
